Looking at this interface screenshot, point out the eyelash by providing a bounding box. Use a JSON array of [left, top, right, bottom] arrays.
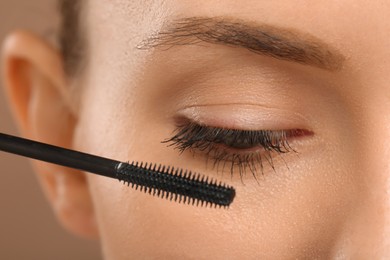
[[162, 120, 303, 181]]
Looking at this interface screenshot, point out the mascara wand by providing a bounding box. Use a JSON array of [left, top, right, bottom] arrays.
[[0, 133, 235, 207]]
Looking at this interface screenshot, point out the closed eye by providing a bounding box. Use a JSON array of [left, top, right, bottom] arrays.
[[162, 120, 310, 182]]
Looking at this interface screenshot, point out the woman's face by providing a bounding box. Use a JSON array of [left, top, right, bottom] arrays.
[[74, 0, 390, 258]]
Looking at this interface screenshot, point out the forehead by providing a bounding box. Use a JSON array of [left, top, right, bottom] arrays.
[[85, 0, 390, 78]]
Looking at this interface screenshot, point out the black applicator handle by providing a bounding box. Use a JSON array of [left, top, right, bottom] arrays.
[[0, 132, 120, 178]]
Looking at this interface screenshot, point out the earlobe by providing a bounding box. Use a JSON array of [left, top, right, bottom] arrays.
[[1, 30, 99, 239]]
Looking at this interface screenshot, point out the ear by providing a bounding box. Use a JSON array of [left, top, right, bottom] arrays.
[[1, 30, 98, 239]]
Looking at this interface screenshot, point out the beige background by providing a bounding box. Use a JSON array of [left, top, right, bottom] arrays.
[[0, 0, 101, 259]]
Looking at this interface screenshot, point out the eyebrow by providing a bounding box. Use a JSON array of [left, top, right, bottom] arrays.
[[138, 17, 345, 71]]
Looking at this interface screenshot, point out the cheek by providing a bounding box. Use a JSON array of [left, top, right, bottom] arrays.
[[86, 159, 356, 259]]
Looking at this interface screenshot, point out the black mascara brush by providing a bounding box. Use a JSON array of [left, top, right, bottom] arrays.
[[0, 133, 235, 207]]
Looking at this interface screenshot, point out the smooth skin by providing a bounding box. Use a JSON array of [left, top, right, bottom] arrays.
[[2, 0, 390, 259]]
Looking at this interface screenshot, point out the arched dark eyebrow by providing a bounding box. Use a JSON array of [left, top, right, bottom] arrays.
[[138, 17, 345, 71]]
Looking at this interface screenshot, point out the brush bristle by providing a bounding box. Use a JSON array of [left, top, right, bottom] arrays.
[[115, 161, 235, 208]]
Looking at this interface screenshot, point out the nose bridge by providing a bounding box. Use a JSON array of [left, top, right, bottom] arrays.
[[343, 89, 390, 258]]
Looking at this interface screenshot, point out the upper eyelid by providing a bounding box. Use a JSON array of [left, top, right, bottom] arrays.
[[175, 105, 312, 133]]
